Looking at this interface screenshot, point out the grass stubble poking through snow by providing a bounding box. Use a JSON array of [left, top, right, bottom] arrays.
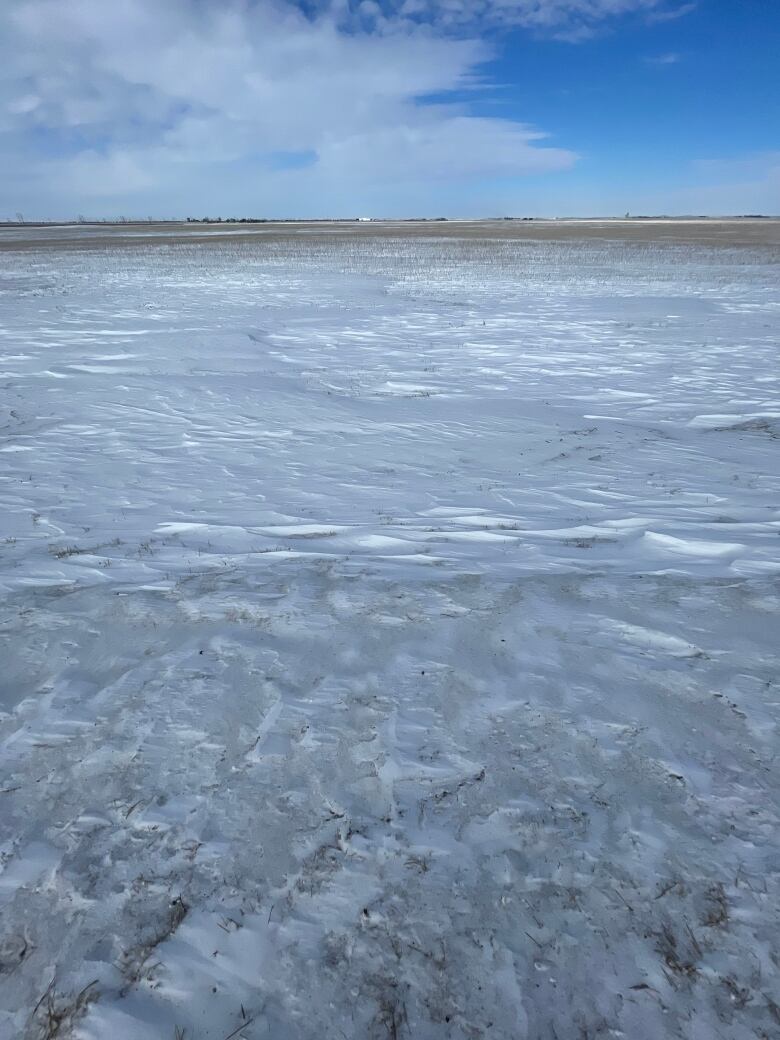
[[0, 222, 779, 1039]]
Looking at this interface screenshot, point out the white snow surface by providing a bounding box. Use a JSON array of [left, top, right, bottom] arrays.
[[1, 231, 779, 1039]]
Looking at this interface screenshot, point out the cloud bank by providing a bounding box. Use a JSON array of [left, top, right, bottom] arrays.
[[0, 0, 719, 218], [0, 0, 590, 218]]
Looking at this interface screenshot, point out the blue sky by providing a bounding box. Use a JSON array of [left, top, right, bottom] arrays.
[[476, 1, 780, 213], [0, 0, 777, 218]]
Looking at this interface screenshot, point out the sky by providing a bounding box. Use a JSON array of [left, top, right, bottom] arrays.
[[0, 0, 778, 219]]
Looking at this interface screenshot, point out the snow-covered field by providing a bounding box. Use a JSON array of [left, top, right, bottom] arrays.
[[1, 226, 779, 1039]]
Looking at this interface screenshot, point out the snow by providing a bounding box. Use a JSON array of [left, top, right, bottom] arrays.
[[1, 229, 779, 1039]]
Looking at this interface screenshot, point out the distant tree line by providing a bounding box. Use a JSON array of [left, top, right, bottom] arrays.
[[187, 216, 271, 223]]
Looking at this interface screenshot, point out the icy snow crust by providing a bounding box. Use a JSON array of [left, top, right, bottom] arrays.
[[0, 229, 779, 1039]]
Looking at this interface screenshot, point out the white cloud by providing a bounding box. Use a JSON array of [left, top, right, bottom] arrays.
[[645, 2, 697, 24], [6, 94, 41, 115], [645, 51, 682, 65], [0, 0, 585, 217], [392, 0, 682, 38], [0, 0, 715, 218]]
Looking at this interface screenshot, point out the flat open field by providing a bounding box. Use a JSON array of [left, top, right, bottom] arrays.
[[1, 224, 779, 1039], [2, 217, 779, 250]]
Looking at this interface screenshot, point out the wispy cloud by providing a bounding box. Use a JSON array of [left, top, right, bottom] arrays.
[[631, 152, 780, 215], [692, 151, 780, 182], [646, 2, 696, 24], [645, 52, 683, 65], [378, 1, 688, 39]]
